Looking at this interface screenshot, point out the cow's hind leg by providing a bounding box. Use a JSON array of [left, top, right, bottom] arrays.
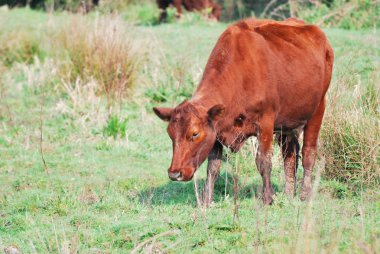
[[300, 97, 326, 201], [256, 113, 275, 205], [202, 141, 223, 207], [276, 132, 300, 198]]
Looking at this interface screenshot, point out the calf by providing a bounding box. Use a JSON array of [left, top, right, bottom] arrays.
[[153, 18, 334, 206]]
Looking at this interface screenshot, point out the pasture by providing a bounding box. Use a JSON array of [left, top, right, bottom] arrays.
[[0, 7, 379, 253]]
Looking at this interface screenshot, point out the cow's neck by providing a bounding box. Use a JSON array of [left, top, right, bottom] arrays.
[[190, 73, 239, 113], [190, 90, 222, 111]]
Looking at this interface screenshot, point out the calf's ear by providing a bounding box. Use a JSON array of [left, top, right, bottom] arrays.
[[208, 104, 225, 121], [153, 107, 173, 122]]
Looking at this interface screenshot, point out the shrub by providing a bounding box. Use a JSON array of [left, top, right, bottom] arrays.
[[56, 15, 141, 109], [122, 3, 161, 26]]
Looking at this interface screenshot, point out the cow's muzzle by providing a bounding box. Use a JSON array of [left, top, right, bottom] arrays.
[[168, 167, 194, 181], [168, 171, 183, 181]]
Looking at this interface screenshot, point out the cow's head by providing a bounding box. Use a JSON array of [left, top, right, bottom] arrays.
[[153, 101, 225, 181]]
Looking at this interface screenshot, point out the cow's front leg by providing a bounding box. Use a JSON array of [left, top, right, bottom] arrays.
[[256, 114, 275, 205], [201, 141, 223, 207], [173, 0, 183, 18]]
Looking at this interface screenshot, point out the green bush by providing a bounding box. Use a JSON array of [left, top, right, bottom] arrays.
[[122, 3, 161, 26], [297, 0, 380, 29]]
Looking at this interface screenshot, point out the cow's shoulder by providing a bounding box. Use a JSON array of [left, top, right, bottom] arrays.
[[228, 18, 326, 47]]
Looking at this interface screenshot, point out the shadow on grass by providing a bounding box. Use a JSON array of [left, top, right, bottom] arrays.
[[138, 172, 281, 206]]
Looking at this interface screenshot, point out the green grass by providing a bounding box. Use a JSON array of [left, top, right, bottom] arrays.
[[0, 8, 379, 253]]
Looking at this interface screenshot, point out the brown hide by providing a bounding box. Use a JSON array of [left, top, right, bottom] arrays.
[[157, 0, 222, 21], [154, 18, 334, 205], [193, 18, 332, 149]]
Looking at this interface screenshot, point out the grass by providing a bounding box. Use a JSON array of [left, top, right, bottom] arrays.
[[56, 14, 141, 111], [0, 8, 379, 253]]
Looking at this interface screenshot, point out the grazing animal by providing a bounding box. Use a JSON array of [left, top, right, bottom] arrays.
[[153, 18, 334, 206], [157, 0, 222, 22]]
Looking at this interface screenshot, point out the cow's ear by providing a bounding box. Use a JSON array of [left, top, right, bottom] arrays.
[[208, 104, 225, 121], [153, 107, 173, 122]]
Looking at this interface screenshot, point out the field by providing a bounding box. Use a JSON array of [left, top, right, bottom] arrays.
[[0, 7, 379, 253]]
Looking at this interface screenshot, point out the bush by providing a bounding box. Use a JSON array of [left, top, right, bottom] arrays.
[[56, 15, 141, 109], [122, 3, 161, 26]]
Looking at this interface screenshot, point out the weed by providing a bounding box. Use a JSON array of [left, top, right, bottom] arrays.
[[102, 114, 128, 139]]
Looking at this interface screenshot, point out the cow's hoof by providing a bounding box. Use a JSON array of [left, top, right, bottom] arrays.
[[300, 184, 312, 201], [200, 198, 212, 208], [263, 189, 274, 205], [199, 200, 212, 208], [263, 196, 273, 205], [284, 183, 296, 198], [201, 193, 213, 208]]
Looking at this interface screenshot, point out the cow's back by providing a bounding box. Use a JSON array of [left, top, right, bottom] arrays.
[[197, 18, 333, 129]]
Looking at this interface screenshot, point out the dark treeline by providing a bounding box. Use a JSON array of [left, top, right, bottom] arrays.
[[0, 0, 99, 11], [0, 0, 334, 18], [1, 0, 378, 29]]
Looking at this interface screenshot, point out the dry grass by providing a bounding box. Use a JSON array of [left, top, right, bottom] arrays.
[[0, 29, 43, 67], [321, 68, 380, 186], [55, 78, 106, 127], [55, 15, 141, 111]]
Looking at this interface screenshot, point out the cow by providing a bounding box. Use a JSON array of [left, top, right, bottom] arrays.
[[153, 18, 334, 206], [157, 0, 222, 22]]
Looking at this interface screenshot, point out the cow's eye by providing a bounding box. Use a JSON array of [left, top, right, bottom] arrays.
[[192, 132, 200, 141]]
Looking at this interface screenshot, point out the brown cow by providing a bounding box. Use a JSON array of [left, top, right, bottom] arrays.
[[157, 0, 222, 22], [153, 18, 334, 206]]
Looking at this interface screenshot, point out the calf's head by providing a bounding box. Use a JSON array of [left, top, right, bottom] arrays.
[[153, 101, 224, 181]]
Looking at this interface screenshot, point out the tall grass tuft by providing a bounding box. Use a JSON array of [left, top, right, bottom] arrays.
[[57, 15, 140, 110], [0, 30, 45, 67], [321, 71, 380, 186]]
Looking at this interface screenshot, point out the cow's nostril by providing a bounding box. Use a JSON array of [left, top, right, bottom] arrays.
[[168, 171, 182, 181]]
